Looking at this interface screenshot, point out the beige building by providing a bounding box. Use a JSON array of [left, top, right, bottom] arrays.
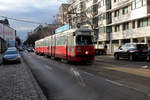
[[59, 0, 150, 53], [68, 0, 99, 41], [68, 0, 84, 28], [108, 0, 150, 53], [95, 0, 150, 53], [58, 4, 70, 26]]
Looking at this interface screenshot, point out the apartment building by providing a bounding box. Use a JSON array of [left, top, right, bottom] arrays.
[[96, 0, 111, 49], [59, 0, 150, 53], [108, 0, 150, 53], [0, 22, 16, 52], [58, 4, 70, 26], [68, 0, 83, 28], [94, 0, 150, 53], [68, 0, 99, 41]]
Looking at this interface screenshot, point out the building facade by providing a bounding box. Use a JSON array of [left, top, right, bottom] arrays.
[[0, 22, 16, 52], [58, 4, 70, 26], [58, 0, 150, 53], [108, 0, 150, 53]]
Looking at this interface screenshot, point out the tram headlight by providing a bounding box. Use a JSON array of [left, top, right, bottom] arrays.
[[85, 51, 89, 55]]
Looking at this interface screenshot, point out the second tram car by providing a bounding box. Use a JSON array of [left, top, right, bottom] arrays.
[[35, 27, 95, 62]]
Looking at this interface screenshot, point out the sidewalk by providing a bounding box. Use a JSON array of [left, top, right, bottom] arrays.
[[0, 61, 47, 100]]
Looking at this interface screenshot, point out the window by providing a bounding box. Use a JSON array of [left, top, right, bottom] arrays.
[[137, 18, 149, 27], [135, 0, 142, 8], [106, 0, 111, 9], [98, 1, 101, 8], [98, 13, 106, 21], [132, 21, 136, 29], [114, 10, 119, 17], [123, 22, 129, 30], [99, 27, 106, 34], [148, 18, 150, 26], [143, 18, 148, 26], [76, 36, 93, 46], [56, 36, 66, 46], [132, 0, 145, 9], [114, 25, 120, 32], [142, 0, 146, 6], [137, 19, 143, 27], [106, 26, 112, 33], [98, 0, 104, 8], [131, 1, 136, 9], [119, 45, 127, 50], [122, 7, 128, 15]]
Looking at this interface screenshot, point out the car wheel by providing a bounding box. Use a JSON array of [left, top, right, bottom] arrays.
[[129, 54, 134, 61], [114, 54, 119, 60], [2, 59, 5, 64]]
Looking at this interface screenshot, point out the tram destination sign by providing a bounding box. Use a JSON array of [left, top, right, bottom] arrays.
[[55, 24, 70, 34]]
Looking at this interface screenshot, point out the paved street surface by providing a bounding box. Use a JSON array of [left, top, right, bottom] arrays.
[[0, 54, 47, 100], [0, 53, 2, 65], [22, 51, 150, 100]]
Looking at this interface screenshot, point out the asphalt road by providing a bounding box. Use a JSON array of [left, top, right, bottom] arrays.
[[22, 51, 150, 100]]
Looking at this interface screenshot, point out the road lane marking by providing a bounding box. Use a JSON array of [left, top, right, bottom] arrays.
[[105, 79, 124, 86], [70, 67, 86, 87], [105, 79, 150, 97], [83, 72, 94, 76], [44, 65, 53, 71]]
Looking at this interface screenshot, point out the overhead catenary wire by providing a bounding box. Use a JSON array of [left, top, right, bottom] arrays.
[[0, 16, 44, 25]]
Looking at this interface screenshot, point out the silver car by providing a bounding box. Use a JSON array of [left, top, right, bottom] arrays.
[[3, 49, 21, 63]]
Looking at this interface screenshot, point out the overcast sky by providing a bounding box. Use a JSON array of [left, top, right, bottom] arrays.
[[0, 0, 67, 41]]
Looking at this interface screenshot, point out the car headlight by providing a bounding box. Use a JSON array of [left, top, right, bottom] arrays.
[[18, 55, 21, 58]]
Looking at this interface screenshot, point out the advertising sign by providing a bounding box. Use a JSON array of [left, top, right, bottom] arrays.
[[55, 24, 70, 34], [4, 26, 16, 47]]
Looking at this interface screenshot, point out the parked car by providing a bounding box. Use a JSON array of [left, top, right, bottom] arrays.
[[18, 47, 24, 51], [114, 43, 148, 61], [27, 47, 34, 52], [3, 49, 21, 63], [7, 47, 17, 50]]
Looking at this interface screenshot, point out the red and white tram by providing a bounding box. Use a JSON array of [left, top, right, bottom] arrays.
[[35, 27, 95, 62]]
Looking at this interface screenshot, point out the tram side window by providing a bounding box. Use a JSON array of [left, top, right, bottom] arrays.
[[76, 35, 93, 46], [68, 35, 74, 46], [56, 36, 66, 46]]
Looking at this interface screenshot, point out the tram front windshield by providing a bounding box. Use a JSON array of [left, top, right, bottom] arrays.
[[76, 35, 93, 46]]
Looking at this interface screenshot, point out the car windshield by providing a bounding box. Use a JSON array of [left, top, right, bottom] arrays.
[[28, 47, 33, 49], [76, 35, 93, 46], [5, 50, 18, 55]]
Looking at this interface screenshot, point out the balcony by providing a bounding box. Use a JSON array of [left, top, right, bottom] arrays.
[[111, 0, 131, 10], [110, 26, 150, 40], [112, 13, 131, 25]]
